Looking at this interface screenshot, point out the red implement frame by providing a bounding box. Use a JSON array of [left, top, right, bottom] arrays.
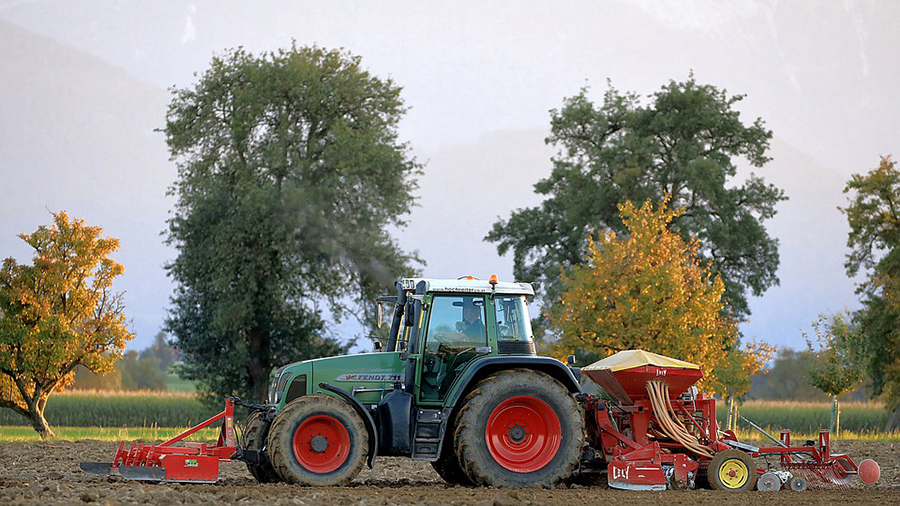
[[584, 380, 876, 491], [90, 397, 239, 483]]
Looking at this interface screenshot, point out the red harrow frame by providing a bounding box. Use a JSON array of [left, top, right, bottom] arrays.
[[80, 397, 259, 483]]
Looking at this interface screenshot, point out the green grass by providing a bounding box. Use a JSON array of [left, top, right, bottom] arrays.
[[0, 425, 224, 442], [165, 371, 199, 393], [1, 392, 896, 441], [0, 390, 216, 427], [720, 400, 890, 435]]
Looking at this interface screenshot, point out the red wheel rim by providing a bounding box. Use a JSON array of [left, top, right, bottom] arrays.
[[292, 415, 350, 473], [485, 395, 561, 473]]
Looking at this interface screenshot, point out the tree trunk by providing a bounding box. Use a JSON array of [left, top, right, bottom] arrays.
[[29, 404, 55, 440], [836, 400, 841, 437], [725, 397, 735, 431], [885, 402, 900, 432], [247, 327, 270, 402], [830, 395, 837, 435]]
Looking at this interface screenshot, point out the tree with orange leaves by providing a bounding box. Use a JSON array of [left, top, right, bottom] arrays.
[[548, 198, 761, 391], [0, 212, 131, 438]]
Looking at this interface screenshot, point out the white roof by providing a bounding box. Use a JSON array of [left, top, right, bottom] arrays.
[[400, 277, 534, 296]]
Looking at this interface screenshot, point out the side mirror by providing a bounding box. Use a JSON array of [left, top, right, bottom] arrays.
[[566, 355, 577, 366], [373, 341, 383, 352], [405, 300, 415, 326]]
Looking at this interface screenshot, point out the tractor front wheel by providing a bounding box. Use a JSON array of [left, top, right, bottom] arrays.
[[268, 394, 368, 486], [708, 449, 758, 491], [453, 369, 584, 487], [242, 410, 281, 483]]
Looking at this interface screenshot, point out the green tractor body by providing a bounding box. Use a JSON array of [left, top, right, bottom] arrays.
[[250, 277, 583, 486]]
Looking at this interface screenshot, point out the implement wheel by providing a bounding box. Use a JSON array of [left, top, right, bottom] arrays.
[[453, 369, 583, 487], [242, 411, 282, 483], [268, 394, 368, 486], [708, 449, 757, 491]]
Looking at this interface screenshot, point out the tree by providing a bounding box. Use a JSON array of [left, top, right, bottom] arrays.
[[547, 198, 741, 390], [140, 331, 177, 373], [71, 361, 122, 390], [841, 155, 900, 430], [0, 212, 131, 437], [164, 45, 421, 402], [748, 348, 838, 401], [119, 351, 167, 391], [487, 75, 784, 317], [804, 312, 866, 436], [715, 339, 775, 431]]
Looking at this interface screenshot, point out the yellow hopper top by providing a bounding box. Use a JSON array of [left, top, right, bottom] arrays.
[[583, 349, 699, 372], [582, 350, 702, 403]]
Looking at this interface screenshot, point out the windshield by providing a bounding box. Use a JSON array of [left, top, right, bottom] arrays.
[[493, 295, 534, 342]]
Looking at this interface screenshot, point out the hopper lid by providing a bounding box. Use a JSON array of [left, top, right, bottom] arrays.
[[583, 349, 699, 372]]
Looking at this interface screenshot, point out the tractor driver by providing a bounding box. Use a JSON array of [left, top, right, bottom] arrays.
[[458, 301, 485, 338]]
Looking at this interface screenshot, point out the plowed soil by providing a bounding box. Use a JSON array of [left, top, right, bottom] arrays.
[[0, 440, 897, 505]]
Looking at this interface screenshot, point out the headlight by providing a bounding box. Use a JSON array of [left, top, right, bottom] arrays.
[[270, 369, 292, 405], [268, 366, 287, 404]]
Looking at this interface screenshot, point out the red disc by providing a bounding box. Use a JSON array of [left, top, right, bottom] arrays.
[[485, 395, 562, 473], [858, 459, 880, 484], [292, 415, 350, 473]]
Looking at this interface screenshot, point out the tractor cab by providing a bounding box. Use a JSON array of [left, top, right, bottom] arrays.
[[375, 277, 538, 404]]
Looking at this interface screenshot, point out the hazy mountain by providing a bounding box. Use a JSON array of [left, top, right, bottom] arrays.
[[1, 2, 898, 352], [1, 1, 897, 166], [0, 20, 174, 348]]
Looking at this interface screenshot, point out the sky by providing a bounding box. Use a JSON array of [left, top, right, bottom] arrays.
[[1, 0, 899, 354]]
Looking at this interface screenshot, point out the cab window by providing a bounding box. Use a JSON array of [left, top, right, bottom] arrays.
[[494, 295, 533, 342], [420, 295, 487, 402]]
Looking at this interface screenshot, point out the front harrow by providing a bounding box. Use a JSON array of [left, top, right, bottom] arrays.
[[79, 397, 264, 484]]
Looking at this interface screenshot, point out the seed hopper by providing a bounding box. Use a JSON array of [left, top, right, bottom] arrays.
[[581, 350, 880, 491]]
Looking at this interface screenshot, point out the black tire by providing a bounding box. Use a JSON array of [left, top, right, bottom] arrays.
[[268, 394, 368, 486], [707, 449, 758, 491], [242, 410, 282, 483], [453, 369, 584, 487], [431, 445, 474, 486]]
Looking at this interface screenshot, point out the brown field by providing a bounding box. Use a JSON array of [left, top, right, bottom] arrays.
[[0, 440, 898, 505]]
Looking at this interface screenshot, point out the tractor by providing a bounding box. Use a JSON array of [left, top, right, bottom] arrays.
[[244, 275, 583, 487], [81, 275, 881, 491]]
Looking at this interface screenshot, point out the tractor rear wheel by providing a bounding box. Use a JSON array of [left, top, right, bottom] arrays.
[[453, 369, 584, 487], [708, 449, 757, 491], [242, 410, 281, 483], [268, 394, 368, 486]]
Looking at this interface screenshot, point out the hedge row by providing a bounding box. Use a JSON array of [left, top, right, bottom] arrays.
[[0, 392, 217, 427], [0, 393, 891, 434], [717, 400, 890, 434]]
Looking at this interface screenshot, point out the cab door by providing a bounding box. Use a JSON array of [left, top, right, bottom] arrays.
[[417, 294, 489, 404]]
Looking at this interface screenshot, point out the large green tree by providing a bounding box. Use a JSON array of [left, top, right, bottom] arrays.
[[841, 155, 900, 430], [164, 45, 421, 402], [487, 76, 785, 317], [0, 212, 131, 437]]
